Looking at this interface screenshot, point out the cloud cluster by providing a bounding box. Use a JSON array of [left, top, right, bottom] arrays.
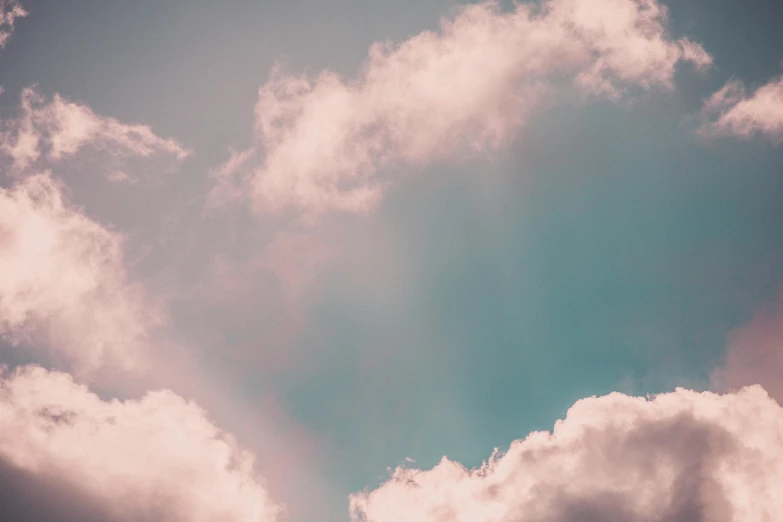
[[0, 0, 25, 49], [213, 0, 710, 216], [4, 2, 783, 522], [0, 173, 162, 372], [0, 365, 280, 522], [700, 74, 783, 142], [0, 87, 190, 177], [351, 386, 783, 522], [0, 9, 280, 521]]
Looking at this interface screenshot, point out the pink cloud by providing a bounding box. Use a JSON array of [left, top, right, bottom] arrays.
[[351, 386, 782, 522], [700, 74, 783, 142], [0, 173, 162, 373], [259, 230, 338, 303], [0, 87, 190, 177], [0, 365, 280, 522], [214, 0, 709, 217], [0, 0, 26, 49], [712, 290, 783, 403]]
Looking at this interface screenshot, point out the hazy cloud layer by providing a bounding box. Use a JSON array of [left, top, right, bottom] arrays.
[[0, 0, 25, 50], [0, 173, 162, 372], [712, 290, 783, 404], [213, 0, 710, 216], [0, 87, 190, 178], [0, 365, 280, 522], [700, 74, 783, 142], [351, 386, 783, 522]]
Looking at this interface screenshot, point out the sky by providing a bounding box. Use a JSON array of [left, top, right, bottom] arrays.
[[0, 0, 783, 521]]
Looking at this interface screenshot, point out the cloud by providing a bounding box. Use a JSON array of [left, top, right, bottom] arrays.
[[700, 74, 783, 142], [712, 290, 783, 404], [213, 0, 710, 217], [350, 386, 782, 522], [0, 365, 280, 522], [0, 0, 26, 50], [0, 172, 162, 372], [0, 87, 190, 177], [259, 230, 337, 302]]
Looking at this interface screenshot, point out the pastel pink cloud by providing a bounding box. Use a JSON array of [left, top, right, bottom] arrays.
[[0, 365, 280, 522], [0, 87, 190, 177], [700, 74, 783, 142], [351, 386, 783, 522], [214, 0, 710, 217], [0, 0, 26, 49], [712, 290, 783, 404], [0, 173, 162, 372]]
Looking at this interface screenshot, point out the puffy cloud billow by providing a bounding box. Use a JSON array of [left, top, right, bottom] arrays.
[[0, 173, 161, 372], [351, 386, 783, 522], [0, 365, 280, 522], [213, 0, 710, 216]]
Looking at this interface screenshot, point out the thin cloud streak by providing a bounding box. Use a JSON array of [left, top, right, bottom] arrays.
[[0, 87, 190, 178]]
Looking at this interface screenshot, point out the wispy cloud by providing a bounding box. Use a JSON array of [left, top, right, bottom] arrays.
[[351, 386, 781, 522], [0, 0, 26, 50], [700, 74, 783, 142], [0, 365, 280, 522], [0, 173, 162, 373], [213, 0, 710, 217], [712, 289, 783, 403], [0, 87, 190, 178]]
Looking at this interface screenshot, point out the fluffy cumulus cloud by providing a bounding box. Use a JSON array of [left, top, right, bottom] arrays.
[[0, 0, 26, 49], [351, 386, 783, 522], [213, 0, 710, 216], [700, 74, 783, 142], [0, 87, 190, 177], [712, 291, 783, 404], [0, 365, 280, 522], [0, 173, 161, 372]]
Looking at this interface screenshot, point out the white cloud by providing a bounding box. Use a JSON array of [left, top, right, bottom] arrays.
[[214, 0, 710, 217], [0, 365, 280, 522], [700, 74, 783, 142], [0, 0, 26, 49], [0, 87, 190, 177], [351, 386, 783, 522], [0, 172, 161, 372]]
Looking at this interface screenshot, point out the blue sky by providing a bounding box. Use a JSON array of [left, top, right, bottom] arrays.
[[1, 1, 783, 521]]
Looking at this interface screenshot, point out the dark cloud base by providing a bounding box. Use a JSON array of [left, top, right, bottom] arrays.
[[0, 459, 118, 522]]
